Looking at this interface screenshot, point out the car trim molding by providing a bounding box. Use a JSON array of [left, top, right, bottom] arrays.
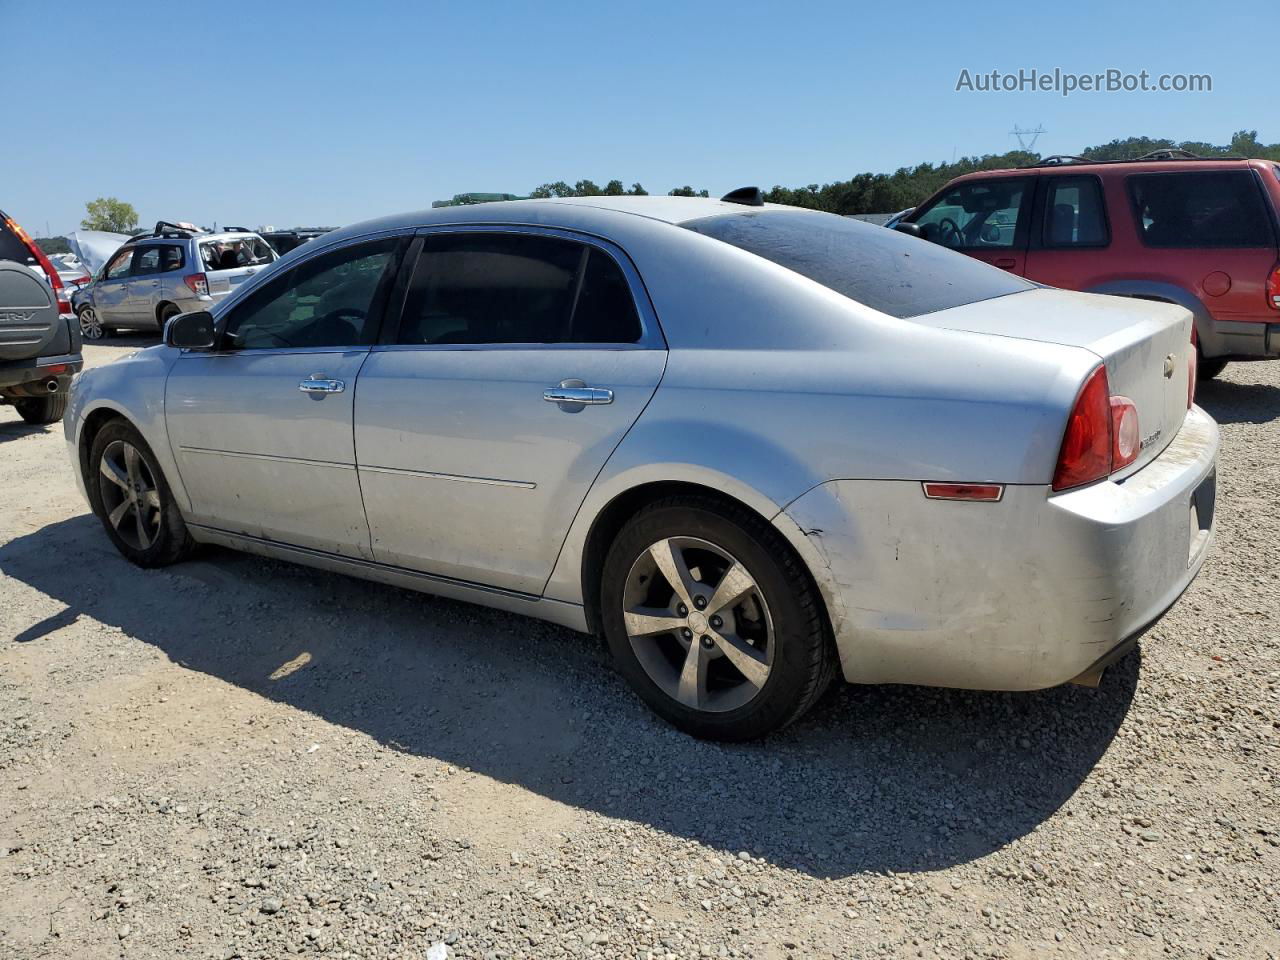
[[358, 463, 536, 489], [177, 445, 355, 470]]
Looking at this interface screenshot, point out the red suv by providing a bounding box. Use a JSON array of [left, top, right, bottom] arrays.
[[900, 152, 1280, 379]]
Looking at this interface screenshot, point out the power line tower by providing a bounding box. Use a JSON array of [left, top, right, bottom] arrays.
[[1010, 124, 1046, 152]]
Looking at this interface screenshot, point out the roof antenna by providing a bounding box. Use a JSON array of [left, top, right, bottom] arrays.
[[720, 186, 765, 207]]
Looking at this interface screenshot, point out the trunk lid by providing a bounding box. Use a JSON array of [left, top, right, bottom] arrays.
[[199, 236, 276, 298], [913, 288, 1194, 474]]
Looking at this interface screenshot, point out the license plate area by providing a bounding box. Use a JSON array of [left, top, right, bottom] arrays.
[[1188, 469, 1215, 564]]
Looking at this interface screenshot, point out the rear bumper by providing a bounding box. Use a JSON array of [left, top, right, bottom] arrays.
[[0, 351, 83, 391], [1196, 316, 1280, 360], [777, 405, 1219, 690]]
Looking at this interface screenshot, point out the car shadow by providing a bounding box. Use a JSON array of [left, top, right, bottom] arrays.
[[0, 417, 53, 441], [1196, 372, 1280, 425], [0, 514, 1137, 879]]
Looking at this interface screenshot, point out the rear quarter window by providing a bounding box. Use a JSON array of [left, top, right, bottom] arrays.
[[0, 218, 37, 266], [1128, 171, 1276, 248], [681, 209, 1034, 319]]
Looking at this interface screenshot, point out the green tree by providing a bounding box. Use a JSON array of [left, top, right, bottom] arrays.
[[34, 236, 71, 255], [627, 182, 648, 196], [81, 197, 139, 233], [667, 186, 710, 197], [603, 179, 626, 196]]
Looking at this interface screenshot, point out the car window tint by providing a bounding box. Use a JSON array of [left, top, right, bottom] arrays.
[[133, 247, 162, 275], [222, 239, 396, 350], [200, 236, 275, 271], [1044, 177, 1108, 247], [0, 219, 36, 265], [159, 245, 185, 272], [569, 249, 642, 343], [105, 250, 133, 280], [1128, 171, 1275, 248], [682, 209, 1034, 319], [911, 179, 1028, 250], [399, 233, 583, 345]]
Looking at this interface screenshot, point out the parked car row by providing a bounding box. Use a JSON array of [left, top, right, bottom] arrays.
[[63, 190, 1219, 740], [895, 152, 1280, 379]]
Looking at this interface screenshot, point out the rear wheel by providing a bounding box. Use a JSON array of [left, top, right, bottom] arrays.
[[78, 306, 107, 340], [601, 496, 835, 741], [88, 420, 194, 567], [1197, 355, 1228, 381], [14, 393, 68, 424], [158, 302, 181, 328]]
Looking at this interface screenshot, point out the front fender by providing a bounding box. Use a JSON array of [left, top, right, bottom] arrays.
[[65, 346, 187, 511]]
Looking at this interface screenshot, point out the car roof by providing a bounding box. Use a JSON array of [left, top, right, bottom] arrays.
[[314, 196, 793, 251], [946, 157, 1270, 183]]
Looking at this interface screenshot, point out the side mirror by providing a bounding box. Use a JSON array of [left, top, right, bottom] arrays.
[[893, 222, 924, 239], [165, 310, 216, 350]]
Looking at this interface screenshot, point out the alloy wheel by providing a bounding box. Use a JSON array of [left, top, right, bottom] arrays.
[[79, 307, 104, 340], [622, 537, 774, 713], [97, 440, 162, 550]]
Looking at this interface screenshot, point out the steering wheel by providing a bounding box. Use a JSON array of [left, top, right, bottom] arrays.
[[936, 217, 963, 247]]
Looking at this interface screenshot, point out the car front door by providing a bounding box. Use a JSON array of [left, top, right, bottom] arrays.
[[354, 228, 667, 595], [164, 235, 405, 558], [910, 176, 1034, 274], [93, 247, 136, 326]]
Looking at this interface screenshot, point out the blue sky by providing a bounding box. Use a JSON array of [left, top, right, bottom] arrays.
[[2, 0, 1270, 235]]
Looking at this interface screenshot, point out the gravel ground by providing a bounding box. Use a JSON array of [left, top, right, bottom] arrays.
[[1, 336, 1277, 960]]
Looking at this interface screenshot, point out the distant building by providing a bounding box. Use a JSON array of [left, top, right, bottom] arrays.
[[431, 192, 527, 208]]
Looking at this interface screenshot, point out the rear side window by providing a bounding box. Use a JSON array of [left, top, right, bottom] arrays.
[[398, 233, 643, 345], [682, 210, 1034, 319], [200, 235, 276, 271], [1128, 172, 1275, 248], [1043, 176, 1109, 247], [133, 247, 163, 275]]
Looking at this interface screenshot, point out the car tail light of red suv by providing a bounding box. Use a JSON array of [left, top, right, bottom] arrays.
[[1052, 365, 1141, 491], [1268, 262, 1280, 310]]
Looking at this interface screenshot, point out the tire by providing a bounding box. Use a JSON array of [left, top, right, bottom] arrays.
[[1197, 356, 1228, 381], [78, 306, 107, 340], [158, 303, 181, 328], [14, 392, 68, 424], [87, 419, 194, 568], [601, 495, 836, 741]]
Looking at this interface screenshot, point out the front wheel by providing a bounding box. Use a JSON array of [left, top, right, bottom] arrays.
[[88, 420, 194, 567], [601, 496, 835, 741]]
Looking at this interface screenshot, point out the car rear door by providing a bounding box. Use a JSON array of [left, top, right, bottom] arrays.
[[123, 245, 163, 325], [353, 227, 667, 595], [164, 235, 405, 557], [909, 176, 1034, 274], [1021, 173, 1113, 289]]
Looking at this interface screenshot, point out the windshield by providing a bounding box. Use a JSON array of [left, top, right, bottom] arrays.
[[681, 209, 1034, 319], [199, 235, 276, 271]]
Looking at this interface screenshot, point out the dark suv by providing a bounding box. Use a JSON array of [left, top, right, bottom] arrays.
[[0, 209, 82, 423], [901, 152, 1280, 378]]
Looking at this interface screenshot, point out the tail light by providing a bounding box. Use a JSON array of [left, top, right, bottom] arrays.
[[1268, 262, 1280, 310], [1109, 396, 1140, 469], [1052, 366, 1143, 491], [3, 213, 69, 313], [183, 272, 208, 295]]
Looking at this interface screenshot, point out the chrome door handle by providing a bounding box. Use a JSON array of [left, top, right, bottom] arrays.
[[543, 385, 613, 405], [299, 377, 345, 394]]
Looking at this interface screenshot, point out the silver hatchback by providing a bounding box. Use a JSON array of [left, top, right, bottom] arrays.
[[74, 223, 277, 339]]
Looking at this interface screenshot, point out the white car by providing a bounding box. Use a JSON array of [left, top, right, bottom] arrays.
[[65, 193, 1219, 740]]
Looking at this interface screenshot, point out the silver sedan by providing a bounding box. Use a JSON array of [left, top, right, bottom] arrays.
[[65, 194, 1219, 740]]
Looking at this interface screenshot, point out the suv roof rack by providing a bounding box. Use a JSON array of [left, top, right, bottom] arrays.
[[128, 220, 204, 241], [1022, 150, 1248, 169]]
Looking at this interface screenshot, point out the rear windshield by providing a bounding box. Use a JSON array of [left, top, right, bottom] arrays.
[[0, 215, 38, 267], [199, 235, 276, 271], [1128, 171, 1276, 248], [681, 209, 1034, 319]]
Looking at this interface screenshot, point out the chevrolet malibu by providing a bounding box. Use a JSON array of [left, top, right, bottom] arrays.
[[65, 193, 1219, 740]]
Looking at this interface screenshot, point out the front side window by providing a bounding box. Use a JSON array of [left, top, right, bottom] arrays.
[[1129, 171, 1275, 248], [1043, 176, 1109, 247], [221, 238, 397, 350], [104, 249, 133, 280], [682, 209, 1034, 319], [397, 232, 643, 345], [912, 178, 1029, 250]]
